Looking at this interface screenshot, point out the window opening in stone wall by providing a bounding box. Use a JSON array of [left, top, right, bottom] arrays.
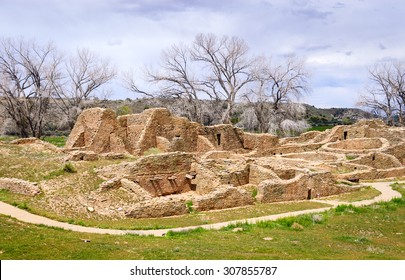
[[216, 133, 221, 146], [343, 131, 348, 140], [307, 188, 312, 200]]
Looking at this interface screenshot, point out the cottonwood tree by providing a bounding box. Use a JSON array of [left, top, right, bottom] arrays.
[[52, 48, 116, 128], [0, 38, 61, 137], [191, 33, 256, 124], [243, 55, 310, 135], [125, 34, 256, 125], [144, 43, 205, 123], [358, 61, 405, 125]]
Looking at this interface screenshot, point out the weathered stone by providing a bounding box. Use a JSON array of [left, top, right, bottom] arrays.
[[256, 171, 351, 203], [0, 178, 41, 196], [291, 222, 304, 230], [193, 185, 255, 211], [125, 195, 191, 218], [65, 108, 126, 154], [99, 178, 122, 191], [65, 150, 99, 161], [120, 178, 152, 200], [97, 152, 196, 196]]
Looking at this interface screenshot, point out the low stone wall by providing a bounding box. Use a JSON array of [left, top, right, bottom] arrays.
[[125, 195, 191, 218], [257, 172, 351, 203], [349, 152, 402, 169], [193, 185, 254, 211], [0, 178, 41, 196], [125, 185, 255, 218], [336, 167, 405, 181]]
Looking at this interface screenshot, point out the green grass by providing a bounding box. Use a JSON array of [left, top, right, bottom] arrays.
[[0, 144, 63, 182], [0, 135, 18, 142], [307, 125, 334, 132], [320, 187, 381, 202], [346, 155, 358, 160], [41, 136, 67, 147], [0, 193, 404, 259], [0, 135, 66, 147]]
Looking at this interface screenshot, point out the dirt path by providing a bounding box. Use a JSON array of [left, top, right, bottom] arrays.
[[0, 181, 402, 237]]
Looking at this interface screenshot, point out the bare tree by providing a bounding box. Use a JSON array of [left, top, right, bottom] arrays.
[[191, 33, 256, 123], [243, 55, 310, 134], [0, 38, 61, 137], [52, 48, 116, 128], [122, 69, 153, 97], [391, 62, 405, 125], [357, 61, 405, 125], [144, 43, 206, 123]]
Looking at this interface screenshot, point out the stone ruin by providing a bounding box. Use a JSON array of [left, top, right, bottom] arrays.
[[63, 107, 405, 218]]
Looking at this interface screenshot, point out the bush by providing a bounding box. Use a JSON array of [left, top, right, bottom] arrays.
[[251, 188, 258, 198], [63, 162, 77, 173], [116, 105, 133, 116], [185, 201, 194, 213]]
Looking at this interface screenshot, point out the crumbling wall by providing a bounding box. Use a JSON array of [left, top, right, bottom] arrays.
[[125, 195, 192, 218], [256, 171, 350, 203], [193, 186, 254, 211], [349, 152, 402, 169], [384, 142, 405, 165], [97, 152, 196, 197], [243, 133, 279, 150], [65, 108, 126, 153], [199, 125, 245, 151], [0, 178, 41, 196]]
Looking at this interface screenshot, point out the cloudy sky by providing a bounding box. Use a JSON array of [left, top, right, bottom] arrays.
[[1, 0, 404, 108]]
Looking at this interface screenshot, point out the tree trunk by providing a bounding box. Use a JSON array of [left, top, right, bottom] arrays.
[[221, 101, 233, 124]]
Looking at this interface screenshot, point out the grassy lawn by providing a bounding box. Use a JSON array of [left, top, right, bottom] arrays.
[[41, 136, 67, 147], [320, 186, 381, 202], [0, 135, 18, 142], [0, 144, 63, 182], [0, 135, 67, 147], [0, 187, 404, 259]]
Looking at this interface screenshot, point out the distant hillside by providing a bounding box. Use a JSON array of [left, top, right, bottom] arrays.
[[0, 97, 378, 136], [304, 104, 376, 126]]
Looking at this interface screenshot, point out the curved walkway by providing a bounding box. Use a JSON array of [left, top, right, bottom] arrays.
[[0, 181, 402, 237]]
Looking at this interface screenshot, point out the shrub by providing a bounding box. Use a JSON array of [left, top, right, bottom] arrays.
[[63, 162, 77, 173], [251, 188, 258, 198], [185, 201, 194, 213], [116, 105, 133, 116], [334, 204, 362, 214]]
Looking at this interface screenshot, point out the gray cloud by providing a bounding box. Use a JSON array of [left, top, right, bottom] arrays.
[[303, 44, 333, 52], [333, 2, 345, 9], [107, 39, 123, 46], [292, 8, 333, 19]]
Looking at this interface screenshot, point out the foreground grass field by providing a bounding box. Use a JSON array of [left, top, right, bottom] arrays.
[[1, 184, 404, 260]]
